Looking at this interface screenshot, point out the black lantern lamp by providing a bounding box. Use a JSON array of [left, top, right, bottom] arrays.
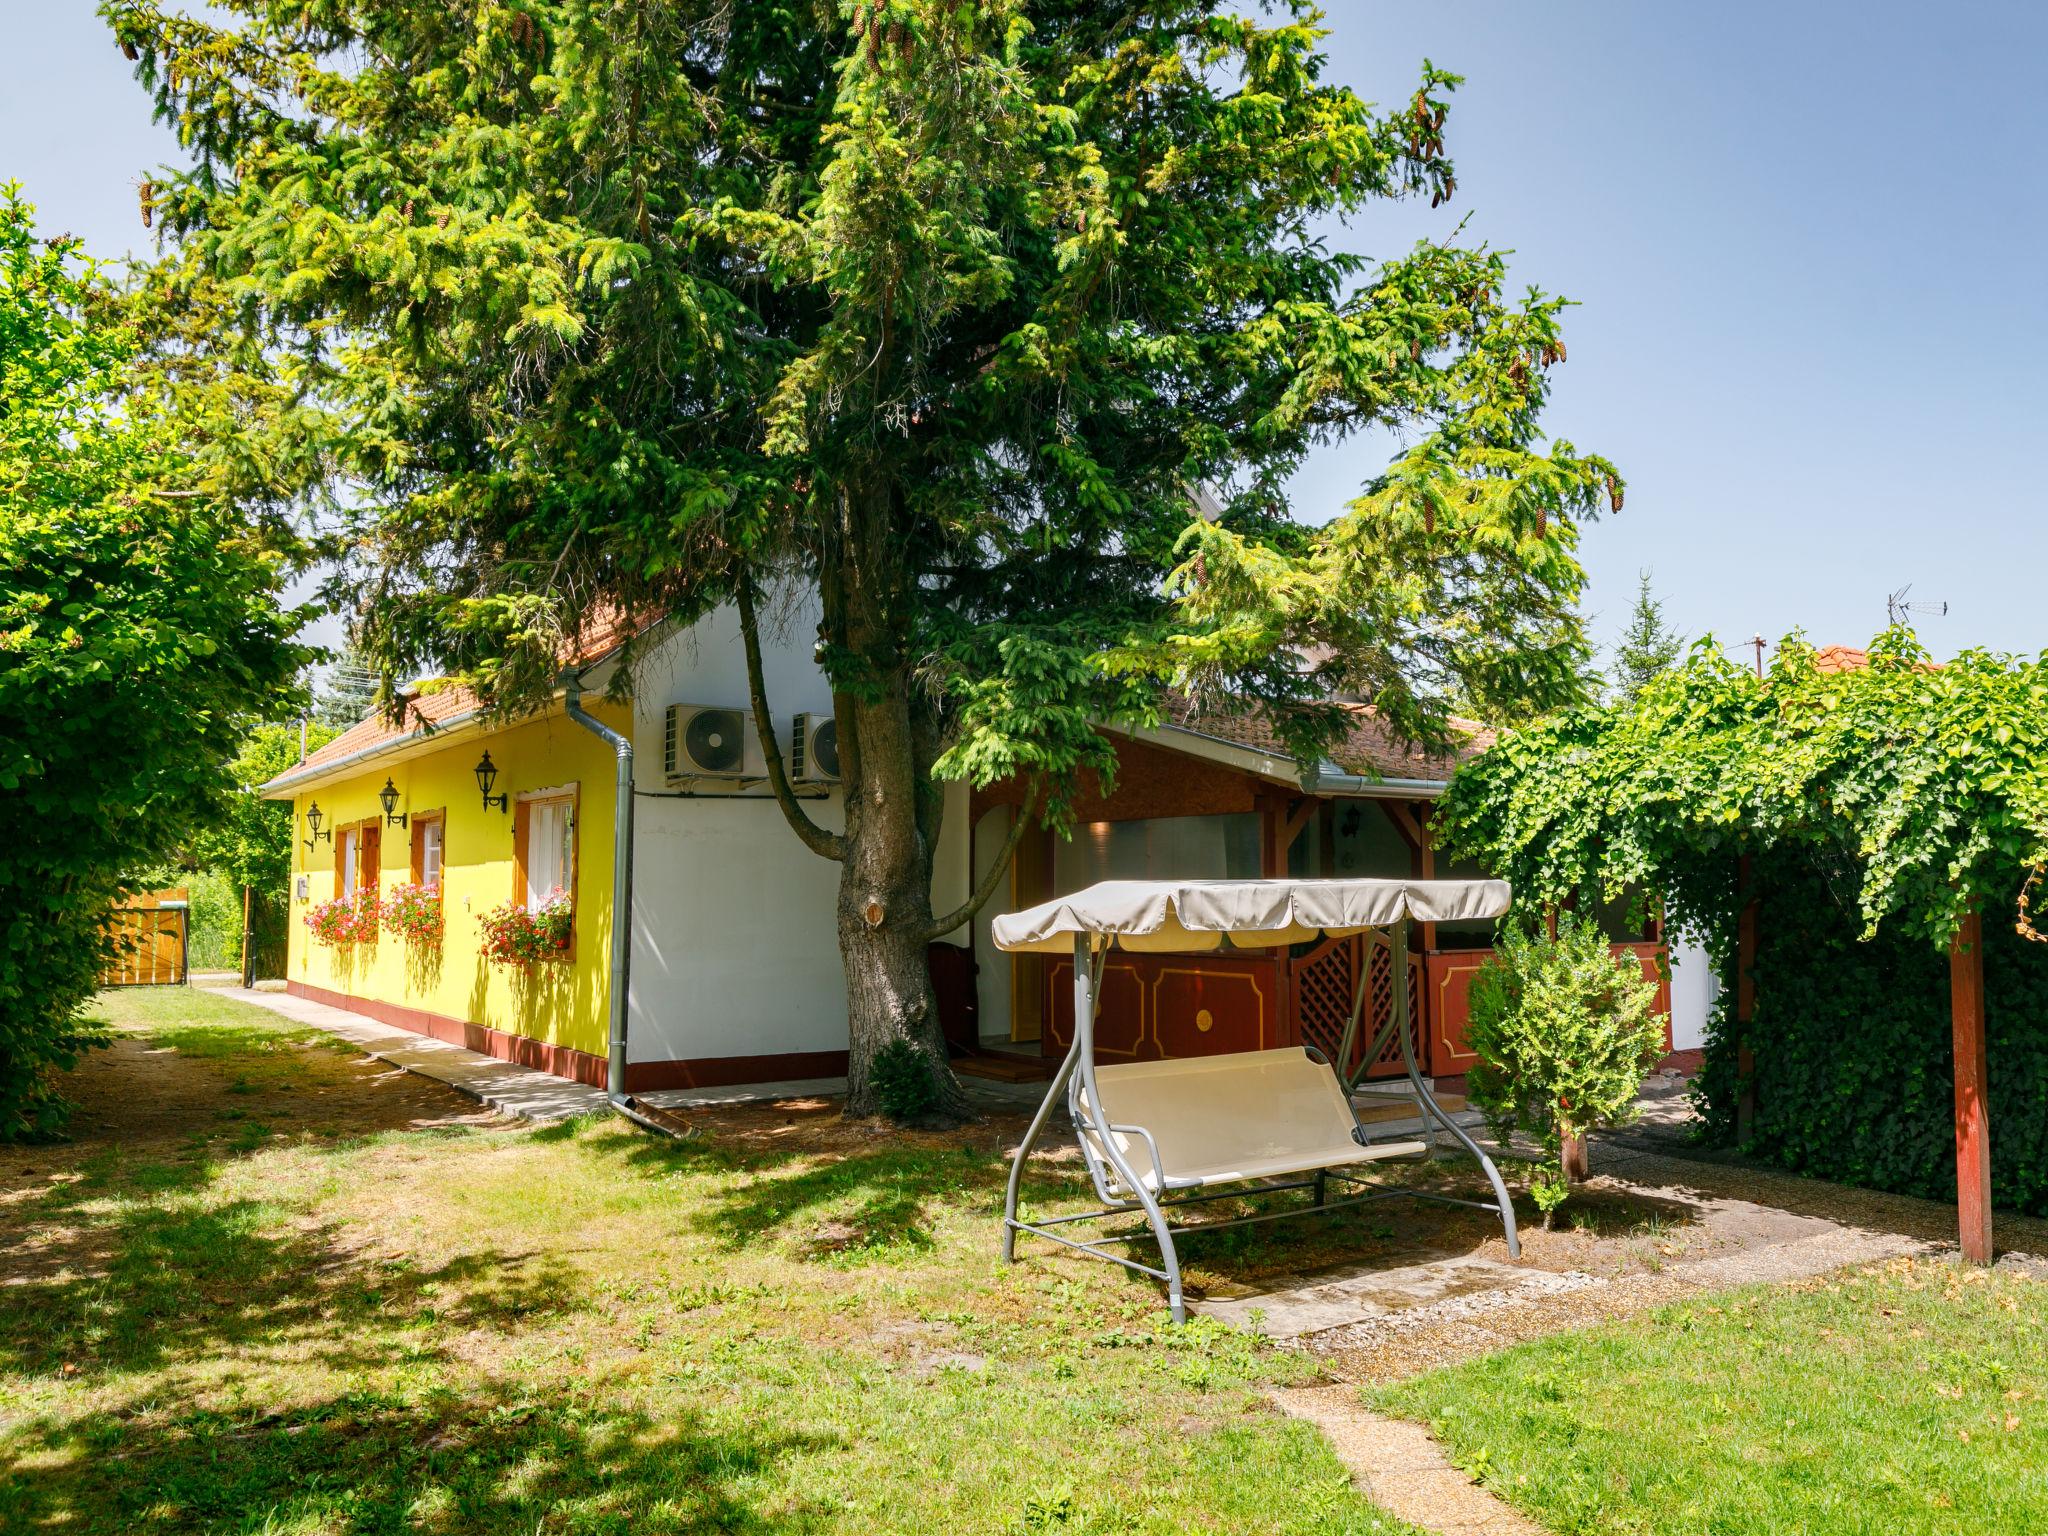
[[378, 777, 408, 829], [302, 800, 332, 851], [475, 751, 509, 813]]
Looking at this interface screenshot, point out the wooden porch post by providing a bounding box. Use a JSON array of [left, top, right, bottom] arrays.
[[1950, 908, 1993, 1264]]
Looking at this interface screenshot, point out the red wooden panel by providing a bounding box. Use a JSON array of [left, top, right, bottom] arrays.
[[1430, 942, 1674, 1075], [1044, 953, 1277, 1061], [1044, 957, 1149, 1059], [1151, 960, 1270, 1058], [1426, 951, 1488, 1073], [1614, 941, 1675, 1051]]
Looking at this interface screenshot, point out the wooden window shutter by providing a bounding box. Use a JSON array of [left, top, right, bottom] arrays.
[[360, 823, 381, 894], [410, 817, 427, 884]]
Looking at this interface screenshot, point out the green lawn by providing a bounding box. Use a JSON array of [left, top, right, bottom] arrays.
[[1375, 1259, 2048, 1535], [0, 989, 1422, 1536]]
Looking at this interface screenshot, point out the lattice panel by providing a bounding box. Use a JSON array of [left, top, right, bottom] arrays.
[[1293, 937, 1357, 1065], [1291, 936, 1411, 1078]]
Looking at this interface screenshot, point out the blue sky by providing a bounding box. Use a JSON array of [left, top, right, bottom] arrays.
[[9, 3, 2045, 669]]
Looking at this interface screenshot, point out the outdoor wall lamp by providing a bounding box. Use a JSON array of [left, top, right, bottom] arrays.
[[377, 777, 408, 830], [302, 800, 332, 851], [475, 751, 509, 813]]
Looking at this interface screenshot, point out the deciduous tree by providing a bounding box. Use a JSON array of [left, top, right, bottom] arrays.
[[0, 185, 309, 1135], [109, 0, 1618, 1116]]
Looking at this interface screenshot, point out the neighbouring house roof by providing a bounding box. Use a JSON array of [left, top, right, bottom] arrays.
[[1812, 645, 1870, 673], [259, 609, 658, 798]]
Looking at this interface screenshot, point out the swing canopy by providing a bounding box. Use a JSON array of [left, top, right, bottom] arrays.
[[990, 876, 1510, 955]]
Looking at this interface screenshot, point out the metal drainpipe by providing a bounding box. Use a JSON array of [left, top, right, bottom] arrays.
[[562, 677, 682, 1139]]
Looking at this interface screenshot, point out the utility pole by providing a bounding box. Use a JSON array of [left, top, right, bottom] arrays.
[[1750, 634, 1766, 678]]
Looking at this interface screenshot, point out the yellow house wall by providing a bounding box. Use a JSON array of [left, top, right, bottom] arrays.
[[285, 702, 631, 1062]]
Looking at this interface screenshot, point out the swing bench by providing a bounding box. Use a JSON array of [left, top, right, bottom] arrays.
[[995, 877, 1521, 1322]]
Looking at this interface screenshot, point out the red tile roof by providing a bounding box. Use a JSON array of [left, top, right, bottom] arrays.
[[1812, 645, 1870, 674], [1160, 694, 1492, 781], [267, 683, 487, 792], [261, 609, 655, 793]]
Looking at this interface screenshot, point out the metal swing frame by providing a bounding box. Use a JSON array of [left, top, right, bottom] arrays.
[[1000, 917, 1520, 1323]]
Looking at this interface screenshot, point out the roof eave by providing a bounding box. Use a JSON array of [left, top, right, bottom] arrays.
[[258, 620, 666, 800], [1123, 721, 1450, 799], [257, 703, 493, 800]]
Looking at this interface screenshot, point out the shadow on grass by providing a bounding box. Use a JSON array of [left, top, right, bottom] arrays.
[[604, 1124, 1022, 1260], [587, 1116, 1585, 1293], [0, 1162, 583, 1380], [1, 1375, 833, 1534]]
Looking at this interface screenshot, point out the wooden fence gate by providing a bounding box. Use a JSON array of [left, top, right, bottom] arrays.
[[100, 889, 189, 988]]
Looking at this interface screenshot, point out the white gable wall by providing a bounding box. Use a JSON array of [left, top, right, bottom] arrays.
[[622, 598, 970, 1069]]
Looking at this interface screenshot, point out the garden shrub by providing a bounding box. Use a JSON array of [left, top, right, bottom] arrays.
[[869, 1038, 940, 1125], [1465, 914, 1665, 1222], [1696, 849, 2048, 1216]]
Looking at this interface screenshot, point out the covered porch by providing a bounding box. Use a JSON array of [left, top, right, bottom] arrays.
[[950, 711, 1671, 1084]]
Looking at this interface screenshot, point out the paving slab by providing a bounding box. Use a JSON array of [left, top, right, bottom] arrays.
[[1271, 1385, 1546, 1536], [638, 1078, 847, 1110], [1200, 1252, 1602, 1340]]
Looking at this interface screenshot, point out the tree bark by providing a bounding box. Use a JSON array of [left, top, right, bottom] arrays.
[[1561, 1129, 1589, 1183], [834, 679, 976, 1121], [740, 486, 1032, 1124]]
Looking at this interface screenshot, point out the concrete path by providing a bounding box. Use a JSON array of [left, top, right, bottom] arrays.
[[1273, 1386, 1545, 1536], [220, 986, 613, 1121], [216, 987, 953, 1122]]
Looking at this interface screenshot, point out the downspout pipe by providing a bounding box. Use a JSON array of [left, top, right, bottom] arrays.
[[562, 677, 679, 1139]]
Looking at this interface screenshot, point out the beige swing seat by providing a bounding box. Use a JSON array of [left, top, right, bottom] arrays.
[[1077, 1048, 1427, 1194], [995, 876, 1523, 1323]]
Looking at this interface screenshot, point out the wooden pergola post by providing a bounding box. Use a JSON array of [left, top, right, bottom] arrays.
[[1949, 908, 1993, 1264]]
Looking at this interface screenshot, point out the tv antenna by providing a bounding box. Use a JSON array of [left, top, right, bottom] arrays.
[[1886, 585, 1947, 628]]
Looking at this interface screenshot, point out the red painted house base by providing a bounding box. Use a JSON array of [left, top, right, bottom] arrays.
[[284, 981, 848, 1094]]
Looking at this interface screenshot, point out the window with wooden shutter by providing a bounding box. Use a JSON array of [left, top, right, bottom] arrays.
[[513, 786, 578, 913], [410, 811, 445, 889]]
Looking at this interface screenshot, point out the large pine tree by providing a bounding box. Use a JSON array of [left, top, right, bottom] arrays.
[[109, 0, 1619, 1116]]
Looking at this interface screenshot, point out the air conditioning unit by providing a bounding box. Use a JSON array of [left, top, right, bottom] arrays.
[[791, 711, 841, 784], [664, 704, 765, 781]]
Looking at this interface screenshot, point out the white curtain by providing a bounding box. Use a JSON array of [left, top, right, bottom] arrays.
[[527, 800, 573, 909]]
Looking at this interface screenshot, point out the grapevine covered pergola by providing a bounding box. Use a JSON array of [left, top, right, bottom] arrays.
[[1436, 634, 2048, 1262]]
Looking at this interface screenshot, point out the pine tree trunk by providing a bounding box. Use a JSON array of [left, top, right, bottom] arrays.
[[835, 684, 974, 1122]]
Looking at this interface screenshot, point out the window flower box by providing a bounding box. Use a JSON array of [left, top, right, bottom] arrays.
[[381, 882, 443, 948], [480, 890, 572, 967], [305, 888, 380, 949]]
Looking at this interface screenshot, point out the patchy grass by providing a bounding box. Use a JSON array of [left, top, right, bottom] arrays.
[[1374, 1257, 2048, 1535], [0, 990, 1426, 1535]]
